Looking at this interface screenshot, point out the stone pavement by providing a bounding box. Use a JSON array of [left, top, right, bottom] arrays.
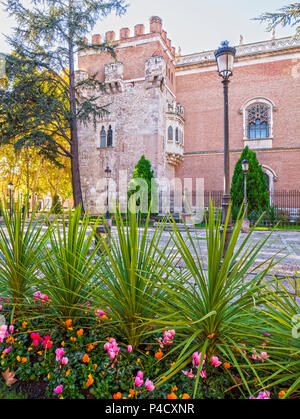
[[146, 228, 300, 278]]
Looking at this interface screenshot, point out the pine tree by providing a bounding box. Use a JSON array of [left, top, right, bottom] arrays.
[[0, 0, 127, 208], [230, 146, 269, 215], [256, 3, 300, 37]]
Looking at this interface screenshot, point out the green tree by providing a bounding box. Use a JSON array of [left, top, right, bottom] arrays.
[[230, 146, 269, 216], [51, 194, 63, 214], [128, 155, 157, 215], [0, 0, 127, 208], [256, 3, 300, 37]]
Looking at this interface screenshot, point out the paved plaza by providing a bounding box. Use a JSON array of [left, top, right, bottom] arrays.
[[145, 227, 300, 278]]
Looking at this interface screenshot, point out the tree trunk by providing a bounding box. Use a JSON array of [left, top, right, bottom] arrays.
[[68, 15, 84, 211]]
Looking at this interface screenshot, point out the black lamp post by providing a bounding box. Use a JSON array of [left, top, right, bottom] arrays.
[[242, 159, 249, 219], [214, 41, 236, 256], [104, 166, 112, 219], [8, 182, 13, 219]]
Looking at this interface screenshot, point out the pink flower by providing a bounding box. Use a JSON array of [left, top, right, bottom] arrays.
[[128, 345, 132, 353], [192, 352, 206, 367], [134, 376, 144, 387], [0, 305, 2, 310], [163, 329, 175, 345], [252, 352, 259, 360], [9, 325, 14, 334], [250, 391, 270, 399], [4, 346, 11, 354], [42, 335, 53, 349], [137, 371, 143, 379], [61, 357, 68, 365], [260, 352, 270, 363], [200, 369, 207, 379], [182, 369, 194, 378], [145, 379, 155, 391], [55, 348, 65, 362], [54, 385, 63, 394], [0, 325, 8, 343], [30, 332, 43, 347], [104, 338, 120, 361], [212, 356, 222, 368], [95, 309, 107, 318]]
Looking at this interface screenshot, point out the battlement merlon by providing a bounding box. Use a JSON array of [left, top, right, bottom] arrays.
[[78, 16, 176, 60]]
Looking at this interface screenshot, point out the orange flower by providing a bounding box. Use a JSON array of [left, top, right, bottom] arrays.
[[65, 319, 72, 327], [70, 337, 76, 342], [170, 362, 175, 367], [171, 385, 178, 392], [77, 329, 84, 337], [167, 392, 177, 399], [94, 364, 98, 371], [129, 389, 137, 398], [224, 362, 231, 369], [21, 357, 27, 363], [182, 394, 190, 399], [22, 322, 28, 329], [61, 341, 65, 347], [113, 392, 122, 399], [86, 374, 94, 388], [28, 347, 33, 352], [88, 344, 95, 352], [66, 369, 71, 377], [155, 349, 163, 361], [279, 390, 286, 399], [82, 354, 90, 363], [16, 356, 21, 362]]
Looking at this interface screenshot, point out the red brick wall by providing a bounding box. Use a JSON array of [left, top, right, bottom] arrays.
[[176, 57, 300, 191]]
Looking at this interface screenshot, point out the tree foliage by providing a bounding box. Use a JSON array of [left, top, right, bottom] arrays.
[[230, 146, 269, 215], [0, 0, 127, 207], [256, 3, 300, 36], [128, 155, 157, 214]]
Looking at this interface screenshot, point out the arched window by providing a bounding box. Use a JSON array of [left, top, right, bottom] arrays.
[[175, 127, 179, 143], [107, 125, 113, 147], [168, 126, 173, 142], [100, 126, 106, 148], [248, 104, 270, 139]]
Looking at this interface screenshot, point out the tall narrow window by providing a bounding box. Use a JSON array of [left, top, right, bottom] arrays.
[[100, 126, 106, 148], [175, 127, 179, 143], [168, 126, 173, 142], [247, 104, 269, 139], [107, 125, 113, 147]]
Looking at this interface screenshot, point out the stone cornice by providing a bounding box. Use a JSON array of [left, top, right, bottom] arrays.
[[176, 36, 300, 69]]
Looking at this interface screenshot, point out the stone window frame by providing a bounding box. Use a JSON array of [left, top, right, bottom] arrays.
[[166, 120, 184, 147], [261, 164, 279, 205], [98, 122, 115, 149], [168, 125, 174, 142], [240, 97, 276, 141]]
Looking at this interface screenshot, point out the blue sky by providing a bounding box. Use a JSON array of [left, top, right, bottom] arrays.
[[0, 1, 295, 55]]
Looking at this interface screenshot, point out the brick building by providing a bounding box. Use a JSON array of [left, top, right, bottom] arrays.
[[77, 16, 300, 214]]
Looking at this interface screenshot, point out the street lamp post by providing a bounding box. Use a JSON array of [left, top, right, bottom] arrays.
[[104, 166, 112, 219], [8, 182, 13, 219], [214, 41, 236, 256], [242, 159, 250, 219]]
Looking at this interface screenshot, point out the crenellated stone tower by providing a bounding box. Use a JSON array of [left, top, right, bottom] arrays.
[[77, 16, 184, 214]]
